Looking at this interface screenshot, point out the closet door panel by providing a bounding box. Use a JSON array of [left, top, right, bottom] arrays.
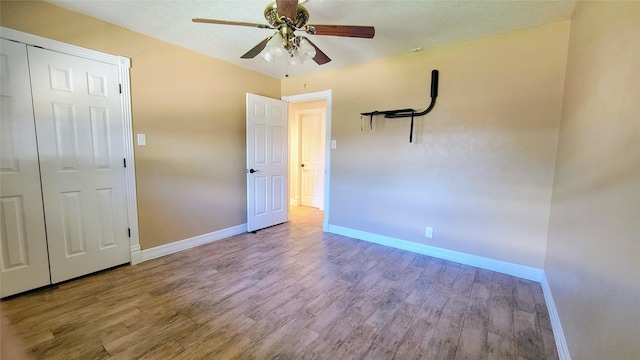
[[0, 39, 51, 297], [27, 46, 130, 283]]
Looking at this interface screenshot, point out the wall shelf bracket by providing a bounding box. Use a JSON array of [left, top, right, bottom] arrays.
[[360, 69, 439, 143]]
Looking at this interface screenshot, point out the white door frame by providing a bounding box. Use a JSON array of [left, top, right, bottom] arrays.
[[0, 27, 142, 264], [282, 90, 332, 231]]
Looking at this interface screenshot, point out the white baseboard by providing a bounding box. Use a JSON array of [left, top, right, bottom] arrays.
[[130, 244, 142, 265], [137, 224, 247, 263], [326, 224, 543, 282], [541, 274, 571, 360]]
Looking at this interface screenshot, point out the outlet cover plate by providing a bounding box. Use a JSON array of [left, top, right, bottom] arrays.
[[425, 227, 434, 238]]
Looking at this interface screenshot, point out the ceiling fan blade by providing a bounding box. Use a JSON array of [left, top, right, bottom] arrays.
[[309, 24, 375, 39], [275, 0, 299, 20], [192, 18, 272, 29], [304, 38, 331, 65], [241, 37, 272, 59]]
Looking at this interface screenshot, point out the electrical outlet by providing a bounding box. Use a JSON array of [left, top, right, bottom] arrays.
[[425, 227, 434, 238]]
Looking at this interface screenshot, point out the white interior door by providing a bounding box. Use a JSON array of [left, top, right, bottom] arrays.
[[246, 93, 288, 232], [0, 39, 51, 297], [300, 109, 325, 209], [28, 46, 130, 283]]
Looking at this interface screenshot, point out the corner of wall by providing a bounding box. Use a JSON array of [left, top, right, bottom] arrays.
[[540, 273, 572, 360]]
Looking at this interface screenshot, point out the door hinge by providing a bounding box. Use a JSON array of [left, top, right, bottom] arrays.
[[124, 158, 127, 168], [119, 84, 122, 94], [128, 228, 131, 238]]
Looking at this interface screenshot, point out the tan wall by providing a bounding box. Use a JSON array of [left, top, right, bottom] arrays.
[[283, 21, 570, 269], [545, 1, 640, 359], [1, 1, 280, 249]]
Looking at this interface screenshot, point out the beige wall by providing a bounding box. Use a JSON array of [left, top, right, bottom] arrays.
[[0, 1, 280, 249], [545, 1, 640, 359], [283, 21, 570, 269]]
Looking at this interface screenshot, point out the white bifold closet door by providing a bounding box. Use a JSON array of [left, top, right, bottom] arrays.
[[0, 39, 51, 296], [28, 46, 130, 283], [0, 40, 131, 297]]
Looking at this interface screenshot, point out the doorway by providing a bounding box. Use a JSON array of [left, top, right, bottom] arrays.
[[289, 100, 326, 209], [282, 90, 332, 231], [289, 205, 324, 228]]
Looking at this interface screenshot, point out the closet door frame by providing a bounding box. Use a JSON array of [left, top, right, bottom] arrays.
[[0, 27, 142, 264]]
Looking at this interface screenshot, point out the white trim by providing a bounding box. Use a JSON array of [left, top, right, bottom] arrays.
[[282, 90, 332, 231], [138, 224, 247, 263], [541, 274, 571, 360], [130, 245, 143, 265], [1, 26, 140, 263], [118, 58, 141, 263], [1, 27, 121, 64], [327, 224, 543, 282]]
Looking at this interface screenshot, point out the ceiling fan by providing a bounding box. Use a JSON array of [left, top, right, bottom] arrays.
[[192, 0, 375, 65]]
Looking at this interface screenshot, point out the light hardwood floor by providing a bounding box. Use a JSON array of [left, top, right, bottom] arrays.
[[1, 206, 558, 359]]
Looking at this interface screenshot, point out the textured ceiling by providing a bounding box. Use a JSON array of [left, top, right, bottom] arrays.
[[46, 0, 576, 79]]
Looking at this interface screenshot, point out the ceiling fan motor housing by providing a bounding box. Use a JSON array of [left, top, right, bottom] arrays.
[[264, 2, 310, 28], [280, 26, 295, 49]]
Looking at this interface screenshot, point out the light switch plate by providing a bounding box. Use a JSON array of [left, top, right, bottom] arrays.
[[137, 133, 146, 146], [331, 140, 337, 149]]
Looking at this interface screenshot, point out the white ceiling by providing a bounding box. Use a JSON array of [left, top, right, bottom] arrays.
[[46, 0, 576, 79]]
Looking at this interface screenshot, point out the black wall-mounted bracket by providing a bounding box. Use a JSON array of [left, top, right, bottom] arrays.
[[360, 69, 439, 143]]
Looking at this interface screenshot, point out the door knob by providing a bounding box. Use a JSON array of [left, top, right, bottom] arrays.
[[248, 169, 260, 173], [301, 164, 305, 167]]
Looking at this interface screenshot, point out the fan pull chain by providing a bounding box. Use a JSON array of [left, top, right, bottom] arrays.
[[284, 56, 289, 78]]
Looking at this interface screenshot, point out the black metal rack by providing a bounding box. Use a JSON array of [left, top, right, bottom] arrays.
[[360, 69, 439, 143]]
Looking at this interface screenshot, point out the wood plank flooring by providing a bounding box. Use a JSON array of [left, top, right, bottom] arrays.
[[1, 206, 558, 359]]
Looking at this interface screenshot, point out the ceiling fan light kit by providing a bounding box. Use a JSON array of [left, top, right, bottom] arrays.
[[262, 34, 284, 62], [261, 31, 317, 65], [193, 0, 375, 69]]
